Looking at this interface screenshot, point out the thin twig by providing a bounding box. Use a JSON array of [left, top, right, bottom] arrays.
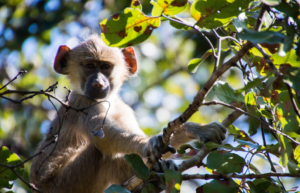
[[0, 70, 27, 91], [0, 162, 41, 192], [182, 173, 300, 180], [212, 29, 221, 72], [285, 83, 300, 118], [261, 121, 286, 191], [203, 100, 300, 145], [162, 14, 217, 60]]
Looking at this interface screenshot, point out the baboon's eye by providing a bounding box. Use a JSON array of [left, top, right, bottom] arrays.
[[101, 63, 111, 70], [85, 63, 95, 69]]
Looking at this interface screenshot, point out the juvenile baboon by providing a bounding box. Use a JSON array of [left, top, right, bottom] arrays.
[[30, 34, 226, 193]]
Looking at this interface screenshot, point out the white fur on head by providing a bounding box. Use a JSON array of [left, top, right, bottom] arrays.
[[65, 34, 130, 98]]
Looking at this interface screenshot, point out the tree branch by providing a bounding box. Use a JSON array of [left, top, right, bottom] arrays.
[[0, 162, 41, 192], [0, 70, 27, 91], [182, 173, 300, 180], [203, 100, 300, 145], [123, 5, 268, 191]]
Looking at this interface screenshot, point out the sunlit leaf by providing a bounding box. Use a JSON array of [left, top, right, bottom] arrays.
[[262, 0, 281, 6], [271, 50, 300, 68], [0, 146, 23, 189], [131, 0, 142, 10], [157, 0, 188, 16], [245, 92, 261, 136], [188, 49, 213, 73], [191, 0, 254, 29], [278, 134, 293, 167], [100, 8, 160, 47], [228, 124, 257, 144], [275, 102, 300, 132]]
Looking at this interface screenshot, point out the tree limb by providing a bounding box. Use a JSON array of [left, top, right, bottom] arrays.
[[182, 172, 300, 180]]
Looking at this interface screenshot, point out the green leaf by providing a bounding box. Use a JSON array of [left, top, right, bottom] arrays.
[[198, 179, 239, 193], [213, 81, 245, 104], [228, 124, 257, 144], [288, 159, 300, 174], [261, 0, 281, 6], [124, 154, 149, 180], [191, 0, 253, 29], [147, 183, 156, 192], [249, 163, 261, 174], [260, 109, 273, 118], [104, 184, 131, 193], [278, 134, 293, 167], [271, 50, 300, 68], [294, 145, 300, 164], [0, 146, 23, 189], [151, 0, 164, 16], [256, 143, 280, 156], [205, 142, 246, 152], [131, 0, 142, 10], [245, 91, 261, 136], [236, 139, 260, 149], [165, 169, 182, 193], [236, 77, 268, 94], [237, 29, 286, 44], [207, 150, 246, 174], [247, 178, 282, 193], [275, 102, 300, 133], [100, 8, 160, 47], [232, 14, 248, 32], [0, 146, 10, 163], [169, 17, 194, 30], [188, 49, 213, 73], [141, 187, 148, 193], [157, 0, 188, 16], [284, 67, 300, 93], [177, 140, 203, 154]]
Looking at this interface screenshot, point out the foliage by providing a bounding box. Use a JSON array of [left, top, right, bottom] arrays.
[[0, 0, 300, 192]]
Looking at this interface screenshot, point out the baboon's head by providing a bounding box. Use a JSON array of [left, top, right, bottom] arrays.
[[53, 34, 138, 100]]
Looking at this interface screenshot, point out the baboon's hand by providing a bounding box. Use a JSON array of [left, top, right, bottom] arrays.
[[152, 159, 178, 172], [144, 134, 176, 163], [186, 121, 227, 144]]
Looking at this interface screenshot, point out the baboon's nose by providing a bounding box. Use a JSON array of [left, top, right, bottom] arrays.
[[92, 80, 103, 88]]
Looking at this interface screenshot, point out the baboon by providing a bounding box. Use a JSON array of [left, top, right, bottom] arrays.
[[30, 34, 226, 193]]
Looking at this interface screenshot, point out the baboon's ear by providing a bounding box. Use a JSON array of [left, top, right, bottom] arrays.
[[121, 47, 137, 75], [54, 45, 70, 75]]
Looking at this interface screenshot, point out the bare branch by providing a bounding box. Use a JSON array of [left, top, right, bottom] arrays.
[[182, 172, 300, 180], [0, 162, 41, 192], [203, 100, 300, 145], [0, 70, 27, 91]]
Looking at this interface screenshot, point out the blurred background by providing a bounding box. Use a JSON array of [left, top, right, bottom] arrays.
[[0, 0, 298, 192]]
